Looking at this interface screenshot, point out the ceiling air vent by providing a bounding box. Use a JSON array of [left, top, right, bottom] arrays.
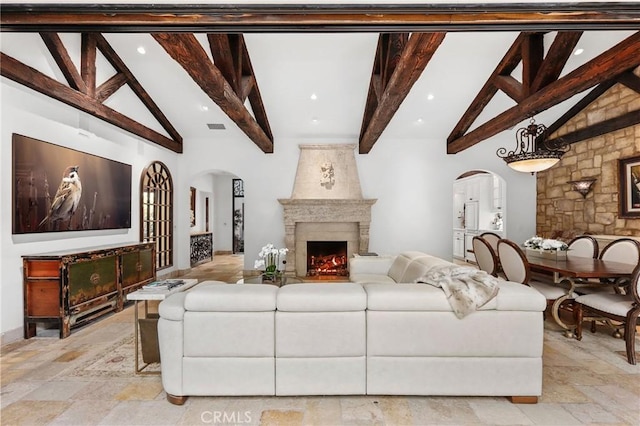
[[207, 123, 226, 130]]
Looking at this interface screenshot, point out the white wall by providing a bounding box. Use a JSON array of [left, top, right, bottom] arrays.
[[190, 174, 214, 234], [0, 82, 181, 342], [1, 79, 537, 341]]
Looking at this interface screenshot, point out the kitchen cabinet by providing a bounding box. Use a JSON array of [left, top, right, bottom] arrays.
[[22, 242, 155, 339], [492, 175, 503, 211], [453, 230, 465, 259], [465, 233, 477, 262]]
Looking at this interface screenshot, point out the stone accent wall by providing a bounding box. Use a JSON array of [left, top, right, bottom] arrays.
[[536, 69, 640, 238]]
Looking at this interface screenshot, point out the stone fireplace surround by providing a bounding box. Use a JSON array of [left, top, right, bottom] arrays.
[[279, 199, 376, 277], [278, 144, 376, 278]]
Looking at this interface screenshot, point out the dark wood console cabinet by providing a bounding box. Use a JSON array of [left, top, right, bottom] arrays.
[[22, 242, 156, 339]]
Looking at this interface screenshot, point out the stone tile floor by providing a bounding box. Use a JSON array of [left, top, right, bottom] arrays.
[[1, 254, 639, 425]]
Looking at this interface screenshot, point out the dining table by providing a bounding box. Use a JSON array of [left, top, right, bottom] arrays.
[[525, 254, 635, 336]]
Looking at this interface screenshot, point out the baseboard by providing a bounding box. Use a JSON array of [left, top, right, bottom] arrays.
[[214, 250, 233, 255], [1, 326, 24, 347]]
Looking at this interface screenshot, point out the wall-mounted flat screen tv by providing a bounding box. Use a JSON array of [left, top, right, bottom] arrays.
[[12, 133, 132, 234]]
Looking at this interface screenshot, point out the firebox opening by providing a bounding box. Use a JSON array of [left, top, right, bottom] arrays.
[[306, 241, 348, 277]]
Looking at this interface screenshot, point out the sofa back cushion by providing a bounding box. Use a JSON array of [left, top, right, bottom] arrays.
[[387, 251, 426, 282]]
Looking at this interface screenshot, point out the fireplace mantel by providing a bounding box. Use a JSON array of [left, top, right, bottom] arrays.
[[278, 198, 376, 276]]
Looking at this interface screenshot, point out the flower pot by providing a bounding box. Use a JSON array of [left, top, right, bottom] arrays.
[[526, 248, 567, 261]]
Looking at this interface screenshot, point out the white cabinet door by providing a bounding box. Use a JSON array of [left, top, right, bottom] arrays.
[[453, 231, 465, 259], [465, 234, 476, 262], [492, 175, 503, 211]]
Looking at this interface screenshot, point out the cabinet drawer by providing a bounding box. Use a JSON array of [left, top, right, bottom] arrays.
[[26, 280, 60, 316], [24, 260, 60, 278]]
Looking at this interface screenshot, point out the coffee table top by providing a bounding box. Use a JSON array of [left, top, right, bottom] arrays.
[[236, 276, 303, 286]]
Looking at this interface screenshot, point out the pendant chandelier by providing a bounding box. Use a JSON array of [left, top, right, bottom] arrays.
[[496, 117, 568, 174]]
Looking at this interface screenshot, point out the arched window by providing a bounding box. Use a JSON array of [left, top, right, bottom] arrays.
[[140, 161, 173, 270]]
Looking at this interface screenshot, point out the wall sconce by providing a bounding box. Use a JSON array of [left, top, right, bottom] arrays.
[[496, 117, 569, 174], [568, 178, 597, 198]]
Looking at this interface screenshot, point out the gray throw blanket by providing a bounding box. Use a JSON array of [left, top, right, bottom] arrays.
[[416, 265, 500, 319]]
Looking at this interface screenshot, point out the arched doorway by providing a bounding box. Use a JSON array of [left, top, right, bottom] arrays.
[[453, 170, 506, 262]]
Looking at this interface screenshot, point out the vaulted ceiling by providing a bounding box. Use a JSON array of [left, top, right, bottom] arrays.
[[1, 3, 639, 155]]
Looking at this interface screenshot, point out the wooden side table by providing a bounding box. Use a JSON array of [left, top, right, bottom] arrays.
[[126, 278, 199, 375]]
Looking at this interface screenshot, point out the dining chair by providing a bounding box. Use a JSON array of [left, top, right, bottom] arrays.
[[567, 235, 599, 259], [497, 239, 574, 318], [480, 232, 502, 274], [575, 264, 640, 365], [479, 232, 501, 253], [599, 238, 640, 290], [472, 236, 498, 277]]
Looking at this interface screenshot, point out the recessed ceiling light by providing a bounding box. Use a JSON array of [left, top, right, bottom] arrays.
[[310, 93, 318, 100], [416, 118, 424, 123], [427, 93, 435, 101], [200, 105, 209, 111], [137, 46, 146, 55], [311, 117, 319, 124], [574, 48, 584, 56]]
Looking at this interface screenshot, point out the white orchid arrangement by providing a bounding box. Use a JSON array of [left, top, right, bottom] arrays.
[[254, 243, 288, 277], [524, 236, 568, 251]]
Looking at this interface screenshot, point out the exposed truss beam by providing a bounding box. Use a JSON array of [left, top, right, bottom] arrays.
[[447, 31, 640, 154], [153, 32, 273, 153], [2, 4, 640, 32], [0, 52, 182, 152], [32, 32, 183, 151], [207, 33, 273, 146], [93, 33, 182, 143], [359, 32, 445, 154], [530, 31, 583, 92], [617, 70, 640, 93], [448, 33, 525, 142]]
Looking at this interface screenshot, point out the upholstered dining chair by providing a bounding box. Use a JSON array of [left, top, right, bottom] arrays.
[[599, 238, 640, 290], [567, 235, 599, 259], [497, 239, 574, 317], [575, 264, 640, 365], [480, 232, 502, 273], [472, 236, 498, 277], [480, 232, 501, 253]]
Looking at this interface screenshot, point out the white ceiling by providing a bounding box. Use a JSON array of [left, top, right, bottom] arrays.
[[0, 29, 635, 150]]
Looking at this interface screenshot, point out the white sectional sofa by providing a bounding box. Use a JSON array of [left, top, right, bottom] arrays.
[[158, 252, 546, 405]]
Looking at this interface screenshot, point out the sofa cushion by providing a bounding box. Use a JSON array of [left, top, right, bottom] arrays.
[[387, 251, 427, 282], [348, 255, 396, 276], [399, 255, 452, 283], [349, 273, 396, 284], [277, 283, 366, 312], [364, 280, 546, 312], [364, 283, 485, 311], [184, 283, 278, 312]]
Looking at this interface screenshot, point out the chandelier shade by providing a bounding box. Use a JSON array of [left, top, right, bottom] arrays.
[[497, 118, 568, 174]]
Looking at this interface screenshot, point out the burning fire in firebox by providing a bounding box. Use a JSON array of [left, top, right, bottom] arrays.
[[307, 254, 348, 277]]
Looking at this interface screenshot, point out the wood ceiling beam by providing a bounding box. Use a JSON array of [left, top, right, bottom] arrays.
[[447, 31, 640, 154], [359, 33, 408, 149], [207, 33, 274, 149], [95, 73, 127, 103], [359, 32, 445, 154], [2, 4, 640, 32], [93, 33, 182, 143], [448, 33, 525, 142], [545, 110, 640, 147], [521, 33, 544, 97], [493, 75, 524, 102], [530, 31, 583, 92], [39, 32, 87, 92], [617, 70, 640, 93], [545, 79, 618, 136], [0, 52, 182, 152], [153, 32, 273, 153], [81, 33, 97, 98]]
